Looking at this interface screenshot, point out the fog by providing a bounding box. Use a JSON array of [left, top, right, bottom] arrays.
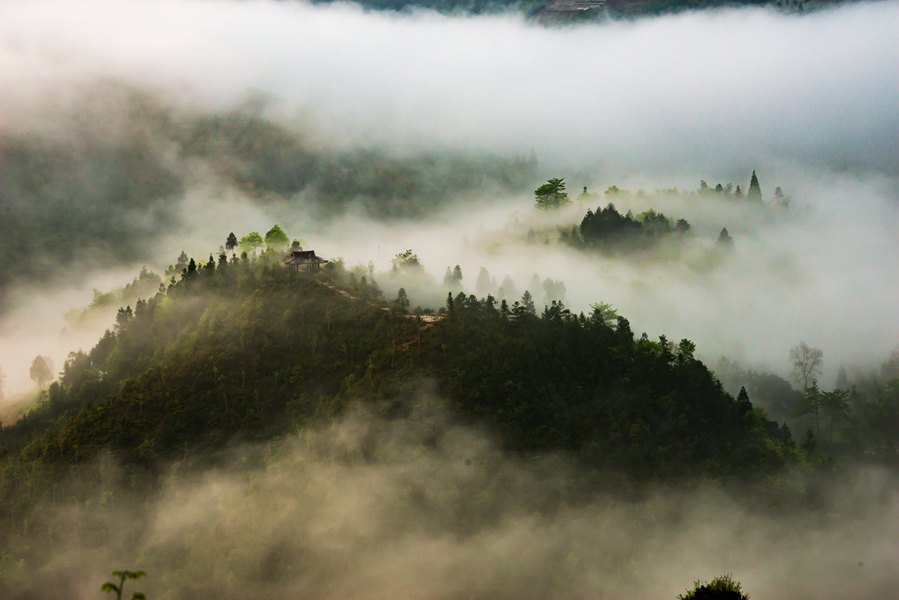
[[3, 395, 897, 599], [2, 1, 897, 174], [0, 3, 897, 594], [1, 1, 896, 397]]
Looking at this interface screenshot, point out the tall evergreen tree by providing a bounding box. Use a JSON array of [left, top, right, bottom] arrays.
[[225, 232, 238, 252], [717, 228, 734, 250], [747, 170, 762, 202]]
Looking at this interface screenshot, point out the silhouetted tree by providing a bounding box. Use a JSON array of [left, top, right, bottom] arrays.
[[225, 232, 238, 252], [443, 267, 454, 287], [747, 170, 762, 202], [101, 569, 146, 600], [452, 265, 463, 285], [677, 573, 749, 599], [790, 342, 823, 391], [798, 381, 823, 437], [394, 287, 410, 312], [517, 290, 536, 317], [175, 250, 189, 273], [29, 355, 53, 390], [264, 224, 290, 251], [717, 228, 734, 250], [391, 249, 422, 273], [534, 177, 569, 209]]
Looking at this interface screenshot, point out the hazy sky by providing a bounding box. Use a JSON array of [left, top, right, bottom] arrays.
[[1, 1, 897, 176]]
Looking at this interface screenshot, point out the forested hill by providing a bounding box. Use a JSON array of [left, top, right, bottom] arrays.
[[312, 0, 839, 18], [1, 249, 805, 508]]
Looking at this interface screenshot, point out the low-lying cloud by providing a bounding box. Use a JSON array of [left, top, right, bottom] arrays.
[[1, 1, 897, 175], [2, 395, 897, 599]]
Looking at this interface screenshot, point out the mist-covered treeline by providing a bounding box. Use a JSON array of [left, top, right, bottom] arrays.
[[0, 84, 534, 312], [0, 250, 798, 481], [1, 250, 896, 597]]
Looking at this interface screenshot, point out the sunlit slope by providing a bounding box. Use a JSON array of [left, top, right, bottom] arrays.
[[0, 255, 799, 483]]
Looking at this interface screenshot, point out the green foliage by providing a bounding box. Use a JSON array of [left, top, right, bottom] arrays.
[[238, 231, 264, 254], [264, 224, 290, 251], [65, 268, 161, 326], [534, 177, 570, 209], [677, 573, 749, 600], [392, 249, 422, 271], [576, 203, 690, 253], [102, 569, 147, 600]]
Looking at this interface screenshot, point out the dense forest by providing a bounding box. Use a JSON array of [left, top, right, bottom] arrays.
[[0, 241, 873, 523], [0, 248, 799, 485]]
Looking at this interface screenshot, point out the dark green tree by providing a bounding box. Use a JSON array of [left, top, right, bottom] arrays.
[[747, 170, 762, 202], [264, 224, 290, 252], [225, 232, 238, 252], [394, 287, 410, 312], [534, 177, 569, 209], [101, 569, 147, 600], [677, 573, 749, 599], [798, 381, 823, 437], [518, 290, 536, 316]]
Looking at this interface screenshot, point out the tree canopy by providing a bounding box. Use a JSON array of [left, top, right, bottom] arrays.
[[535, 177, 570, 209], [264, 224, 290, 251]]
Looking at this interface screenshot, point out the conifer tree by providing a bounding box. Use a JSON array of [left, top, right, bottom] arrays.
[[747, 170, 762, 202], [717, 228, 734, 250]]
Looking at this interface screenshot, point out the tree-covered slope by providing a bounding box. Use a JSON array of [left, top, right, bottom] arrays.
[[1, 252, 799, 496]]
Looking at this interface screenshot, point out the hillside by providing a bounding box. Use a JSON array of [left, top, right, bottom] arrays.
[[1, 250, 800, 489]]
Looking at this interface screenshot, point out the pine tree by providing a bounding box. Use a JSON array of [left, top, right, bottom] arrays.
[[717, 228, 734, 250], [747, 170, 762, 202]]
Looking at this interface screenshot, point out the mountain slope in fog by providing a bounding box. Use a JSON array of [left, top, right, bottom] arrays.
[[0, 85, 534, 310], [1, 252, 798, 487]]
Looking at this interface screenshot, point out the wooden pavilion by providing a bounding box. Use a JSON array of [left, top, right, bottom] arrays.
[[283, 249, 328, 273]]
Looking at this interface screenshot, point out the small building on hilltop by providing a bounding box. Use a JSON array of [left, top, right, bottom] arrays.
[[283, 249, 328, 273]]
